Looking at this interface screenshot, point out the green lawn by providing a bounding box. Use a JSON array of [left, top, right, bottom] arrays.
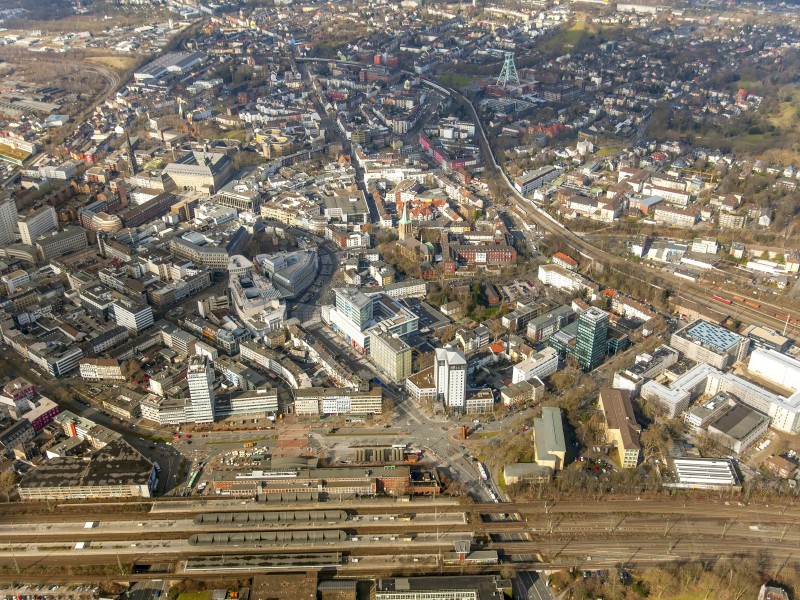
[[177, 592, 211, 600], [539, 20, 589, 52], [437, 74, 478, 88]]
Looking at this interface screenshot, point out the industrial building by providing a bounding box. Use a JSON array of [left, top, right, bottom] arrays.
[[707, 403, 770, 454], [18, 439, 156, 500], [533, 407, 567, 470], [666, 457, 739, 490]]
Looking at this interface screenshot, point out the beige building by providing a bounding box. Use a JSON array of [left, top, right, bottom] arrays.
[[369, 330, 412, 382], [598, 388, 641, 469], [533, 407, 567, 470], [163, 151, 233, 194]]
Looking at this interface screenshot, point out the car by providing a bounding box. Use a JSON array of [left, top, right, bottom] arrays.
[[185, 434, 192, 439]]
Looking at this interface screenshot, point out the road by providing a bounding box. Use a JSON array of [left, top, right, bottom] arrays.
[[515, 571, 554, 600]]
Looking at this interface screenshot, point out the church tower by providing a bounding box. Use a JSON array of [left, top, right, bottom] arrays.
[[126, 132, 138, 176], [398, 201, 413, 241]]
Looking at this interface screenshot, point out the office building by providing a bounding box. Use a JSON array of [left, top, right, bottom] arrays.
[[370, 330, 412, 382], [526, 305, 574, 343], [598, 388, 641, 468], [257, 249, 318, 298], [613, 345, 680, 398], [164, 151, 234, 194], [644, 361, 800, 433], [684, 391, 735, 430], [434, 346, 467, 414], [511, 347, 559, 384], [18, 205, 58, 245], [0, 197, 18, 245], [186, 355, 215, 423], [533, 407, 567, 470], [293, 388, 383, 416], [79, 358, 125, 382], [35, 226, 89, 260], [334, 287, 374, 330], [575, 308, 609, 371], [111, 294, 154, 333], [670, 320, 749, 370], [748, 348, 800, 392]]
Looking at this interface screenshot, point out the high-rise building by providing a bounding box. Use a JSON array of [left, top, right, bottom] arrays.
[[186, 355, 215, 423], [334, 287, 374, 330], [0, 198, 18, 246], [434, 346, 467, 414], [18, 205, 58, 246], [575, 307, 609, 371], [370, 330, 412, 382]]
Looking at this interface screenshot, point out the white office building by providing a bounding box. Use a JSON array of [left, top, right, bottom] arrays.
[[186, 355, 215, 423], [112, 295, 155, 333], [18, 205, 58, 246], [512, 347, 559, 384], [434, 346, 467, 414], [643, 361, 800, 433]]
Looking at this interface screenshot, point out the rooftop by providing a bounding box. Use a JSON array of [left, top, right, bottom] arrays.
[[599, 388, 641, 451], [534, 407, 566, 462], [679, 320, 743, 353], [20, 439, 153, 490]]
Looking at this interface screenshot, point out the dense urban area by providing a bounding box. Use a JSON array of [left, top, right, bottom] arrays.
[[1, 0, 800, 597]]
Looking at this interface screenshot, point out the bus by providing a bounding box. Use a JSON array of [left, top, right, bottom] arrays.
[[187, 470, 201, 489]]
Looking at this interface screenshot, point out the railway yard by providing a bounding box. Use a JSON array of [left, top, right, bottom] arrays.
[[1, 496, 799, 579]]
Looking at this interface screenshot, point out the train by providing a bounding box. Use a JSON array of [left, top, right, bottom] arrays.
[[710, 294, 800, 326]]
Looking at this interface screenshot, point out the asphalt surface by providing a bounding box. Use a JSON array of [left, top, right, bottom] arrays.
[[515, 571, 555, 600]]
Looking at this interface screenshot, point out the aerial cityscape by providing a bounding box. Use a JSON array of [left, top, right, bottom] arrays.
[[0, 0, 799, 597]]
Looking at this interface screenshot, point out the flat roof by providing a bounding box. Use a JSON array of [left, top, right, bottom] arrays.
[[20, 439, 152, 490], [708, 404, 770, 441], [680, 320, 742, 353]]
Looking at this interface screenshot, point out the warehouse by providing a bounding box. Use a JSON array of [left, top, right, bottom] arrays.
[[667, 457, 739, 490]]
